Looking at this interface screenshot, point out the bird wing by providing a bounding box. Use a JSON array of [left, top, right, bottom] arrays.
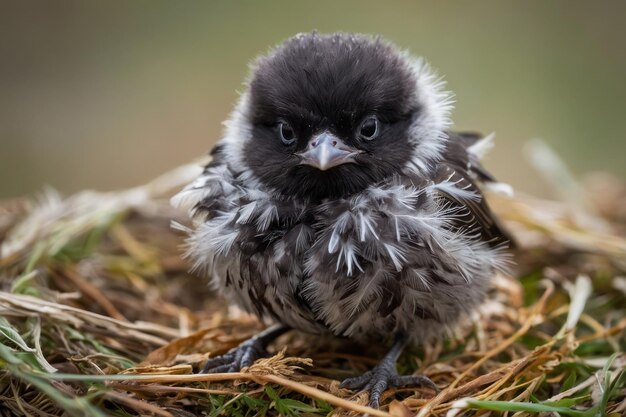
[[430, 132, 513, 247]]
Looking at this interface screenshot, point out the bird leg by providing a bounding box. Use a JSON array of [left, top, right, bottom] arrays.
[[340, 335, 439, 408], [201, 324, 289, 373]]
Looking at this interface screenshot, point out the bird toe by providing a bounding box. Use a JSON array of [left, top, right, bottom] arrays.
[[340, 370, 374, 390], [200, 338, 268, 374], [341, 365, 438, 408]]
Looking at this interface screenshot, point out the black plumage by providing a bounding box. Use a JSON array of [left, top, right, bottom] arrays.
[[172, 32, 511, 408]]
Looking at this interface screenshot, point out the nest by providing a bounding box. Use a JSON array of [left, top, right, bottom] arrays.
[[0, 155, 625, 416]]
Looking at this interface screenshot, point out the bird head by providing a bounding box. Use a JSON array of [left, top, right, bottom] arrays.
[[220, 32, 453, 201]]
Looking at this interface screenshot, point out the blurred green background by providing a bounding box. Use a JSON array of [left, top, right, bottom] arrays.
[[1, 1, 625, 199]]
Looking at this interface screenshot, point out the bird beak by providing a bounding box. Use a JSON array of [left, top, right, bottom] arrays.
[[297, 132, 361, 171]]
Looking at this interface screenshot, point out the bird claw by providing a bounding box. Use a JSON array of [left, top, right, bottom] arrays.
[[201, 338, 268, 373], [340, 365, 438, 408], [200, 325, 289, 374]]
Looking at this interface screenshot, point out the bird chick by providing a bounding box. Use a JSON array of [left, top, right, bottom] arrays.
[[172, 32, 511, 408]]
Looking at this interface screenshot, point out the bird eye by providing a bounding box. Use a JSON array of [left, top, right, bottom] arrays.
[[358, 116, 379, 140], [278, 121, 296, 145]]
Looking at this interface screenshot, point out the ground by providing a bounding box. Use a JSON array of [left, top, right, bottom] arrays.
[[0, 163, 625, 416]]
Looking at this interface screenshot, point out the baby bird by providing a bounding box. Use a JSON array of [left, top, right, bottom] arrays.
[[172, 32, 511, 408]]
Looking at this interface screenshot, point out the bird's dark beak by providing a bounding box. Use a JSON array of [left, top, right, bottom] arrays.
[[297, 132, 361, 171]]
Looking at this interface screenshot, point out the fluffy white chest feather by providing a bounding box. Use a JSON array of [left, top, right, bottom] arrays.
[[172, 164, 508, 343]]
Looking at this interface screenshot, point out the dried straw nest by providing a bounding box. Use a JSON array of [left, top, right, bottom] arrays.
[[0, 150, 625, 416]]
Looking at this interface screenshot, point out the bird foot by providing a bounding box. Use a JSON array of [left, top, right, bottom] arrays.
[[201, 337, 268, 373], [340, 364, 438, 408], [200, 325, 289, 374]]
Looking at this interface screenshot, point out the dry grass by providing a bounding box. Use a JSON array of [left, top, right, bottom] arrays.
[[0, 155, 625, 416]]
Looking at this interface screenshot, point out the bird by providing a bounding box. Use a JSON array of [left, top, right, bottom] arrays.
[[171, 31, 511, 408]]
